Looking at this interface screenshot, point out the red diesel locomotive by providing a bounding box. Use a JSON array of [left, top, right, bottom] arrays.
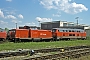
[[7, 29, 52, 42], [0, 30, 7, 41]]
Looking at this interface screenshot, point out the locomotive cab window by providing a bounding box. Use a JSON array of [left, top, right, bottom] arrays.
[[11, 29, 16, 34]]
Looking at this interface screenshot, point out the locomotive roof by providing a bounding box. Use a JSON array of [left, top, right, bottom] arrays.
[[10, 29, 29, 31]]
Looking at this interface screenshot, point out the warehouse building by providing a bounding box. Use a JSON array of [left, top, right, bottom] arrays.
[[41, 21, 86, 30]]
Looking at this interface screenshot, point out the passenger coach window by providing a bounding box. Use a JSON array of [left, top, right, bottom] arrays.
[[58, 30, 59, 32], [72, 30, 74, 32], [73, 34, 75, 36], [60, 30, 63, 32], [69, 34, 72, 36], [66, 30, 68, 32], [69, 30, 71, 32], [63, 30, 65, 32], [52, 29, 56, 32]]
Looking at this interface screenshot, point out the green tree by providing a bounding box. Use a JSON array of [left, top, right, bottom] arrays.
[[5, 28, 9, 32]]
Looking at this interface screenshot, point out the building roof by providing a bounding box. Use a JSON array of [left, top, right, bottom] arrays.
[[41, 21, 89, 27]]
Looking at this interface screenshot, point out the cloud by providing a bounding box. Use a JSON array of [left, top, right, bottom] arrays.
[[53, 12, 61, 17], [39, 0, 88, 14], [53, 14, 61, 17], [0, 9, 4, 18], [4, 8, 17, 15], [11, 20, 22, 23], [0, 9, 16, 19], [0, 20, 8, 28], [6, 11, 16, 15], [18, 14, 23, 19], [25, 22, 36, 26], [79, 18, 83, 21], [6, 0, 12, 2], [5, 15, 16, 19], [0, 20, 8, 24], [36, 17, 52, 22]]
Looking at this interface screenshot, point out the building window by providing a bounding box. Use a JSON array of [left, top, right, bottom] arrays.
[[63, 23, 67, 26]]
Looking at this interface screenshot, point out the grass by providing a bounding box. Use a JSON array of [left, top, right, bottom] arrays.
[[71, 55, 90, 60], [86, 36, 90, 40], [0, 40, 90, 51]]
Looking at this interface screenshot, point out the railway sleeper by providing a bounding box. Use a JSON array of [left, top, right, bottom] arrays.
[[80, 51, 89, 55], [46, 55, 53, 59], [51, 58, 57, 60], [0, 52, 14, 58], [36, 57, 42, 60], [41, 55, 49, 59], [24, 57, 36, 60], [0, 53, 7, 58]]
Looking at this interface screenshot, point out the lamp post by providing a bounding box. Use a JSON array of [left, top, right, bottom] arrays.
[[38, 21, 40, 29], [38, 21, 40, 26], [16, 23, 17, 29], [75, 17, 79, 26]]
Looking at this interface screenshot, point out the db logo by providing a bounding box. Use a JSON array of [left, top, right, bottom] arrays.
[[40, 33, 46, 35]]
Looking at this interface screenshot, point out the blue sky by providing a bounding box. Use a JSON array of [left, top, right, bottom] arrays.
[[0, 0, 89, 29]]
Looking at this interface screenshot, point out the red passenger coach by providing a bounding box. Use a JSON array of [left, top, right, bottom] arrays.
[[52, 28, 86, 40], [0, 31, 7, 41]]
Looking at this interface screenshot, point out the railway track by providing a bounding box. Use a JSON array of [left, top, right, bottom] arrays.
[[24, 48, 90, 60], [0, 45, 90, 60]]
